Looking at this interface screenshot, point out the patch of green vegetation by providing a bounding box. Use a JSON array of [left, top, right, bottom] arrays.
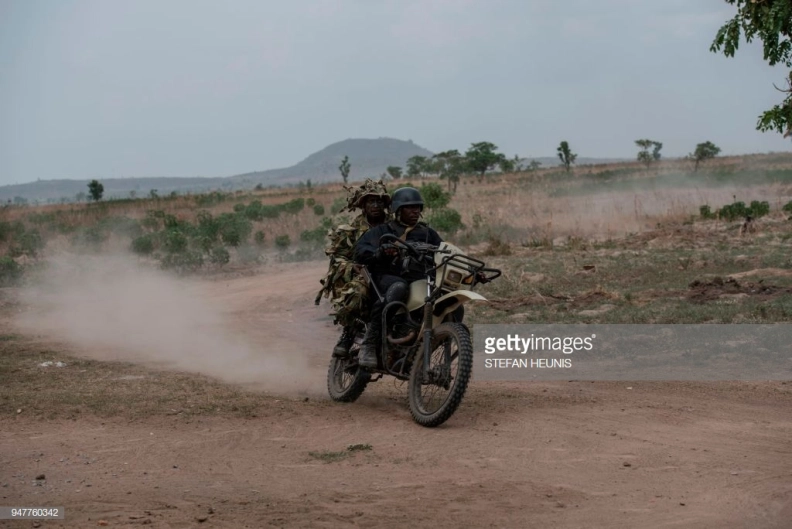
[[308, 450, 350, 463]]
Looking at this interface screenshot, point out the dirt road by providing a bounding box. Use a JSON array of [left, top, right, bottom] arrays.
[[2, 261, 791, 528]]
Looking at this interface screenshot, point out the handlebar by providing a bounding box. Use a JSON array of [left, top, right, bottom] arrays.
[[378, 233, 431, 258], [378, 233, 501, 285]]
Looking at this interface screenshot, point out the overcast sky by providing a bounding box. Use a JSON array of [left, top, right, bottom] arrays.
[[1, 0, 789, 185]]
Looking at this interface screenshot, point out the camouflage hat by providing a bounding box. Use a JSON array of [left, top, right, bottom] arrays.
[[342, 178, 391, 212]]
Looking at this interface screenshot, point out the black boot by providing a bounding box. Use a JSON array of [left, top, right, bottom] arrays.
[[358, 319, 381, 369], [332, 325, 355, 358]]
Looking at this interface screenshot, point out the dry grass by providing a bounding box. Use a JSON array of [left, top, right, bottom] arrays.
[[2, 153, 792, 421]]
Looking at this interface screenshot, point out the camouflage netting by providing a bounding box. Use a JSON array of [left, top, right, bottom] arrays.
[[340, 178, 391, 213], [315, 178, 392, 327]]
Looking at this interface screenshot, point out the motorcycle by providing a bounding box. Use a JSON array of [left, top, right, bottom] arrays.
[[326, 233, 501, 427]]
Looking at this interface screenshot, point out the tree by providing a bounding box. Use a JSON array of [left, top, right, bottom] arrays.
[[406, 155, 429, 179], [498, 156, 515, 173], [338, 155, 351, 184], [88, 179, 104, 201], [432, 150, 465, 192], [511, 155, 525, 173], [690, 141, 722, 172], [557, 141, 577, 172], [465, 142, 502, 182], [528, 160, 543, 171], [386, 166, 403, 180], [711, 0, 792, 134], [635, 139, 663, 166]]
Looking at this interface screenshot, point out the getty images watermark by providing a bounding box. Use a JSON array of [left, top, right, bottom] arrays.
[[472, 324, 792, 381]]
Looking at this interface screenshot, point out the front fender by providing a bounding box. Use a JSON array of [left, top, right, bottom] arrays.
[[431, 290, 487, 328]]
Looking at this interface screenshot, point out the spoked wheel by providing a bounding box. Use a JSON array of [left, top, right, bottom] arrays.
[[327, 355, 371, 402], [408, 322, 473, 427]]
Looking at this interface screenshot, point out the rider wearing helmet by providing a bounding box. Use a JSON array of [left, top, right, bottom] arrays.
[[353, 186, 442, 369], [316, 178, 391, 358]]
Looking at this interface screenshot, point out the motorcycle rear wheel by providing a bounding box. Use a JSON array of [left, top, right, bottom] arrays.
[[327, 355, 370, 402], [408, 322, 473, 427]]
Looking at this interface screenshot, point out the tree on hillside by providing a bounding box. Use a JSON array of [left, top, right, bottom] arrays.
[[386, 165, 403, 180], [338, 155, 351, 184], [635, 139, 663, 166], [406, 155, 429, 179], [690, 141, 722, 172], [88, 179, 104, 201], [711, 0, 792, 134], [465, 142, 503, 182], [557, 141, 577, 172], [528, 160, 543, 171]]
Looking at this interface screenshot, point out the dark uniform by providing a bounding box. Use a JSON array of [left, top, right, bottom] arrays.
[[353, 219, 443, 367], [355, 220, 442, 282]]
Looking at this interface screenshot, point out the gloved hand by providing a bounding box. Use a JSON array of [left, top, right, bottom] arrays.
[[375, 243, 400, 261], [476, 271, 490, 284]]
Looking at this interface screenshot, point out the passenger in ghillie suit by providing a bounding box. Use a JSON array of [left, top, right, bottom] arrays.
[[315, 178, 391, 358]]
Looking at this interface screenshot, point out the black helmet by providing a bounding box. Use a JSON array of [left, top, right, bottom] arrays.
[[390, 187, 424, 214]]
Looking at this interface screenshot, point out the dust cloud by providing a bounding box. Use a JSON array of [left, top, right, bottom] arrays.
[[14, 253, 325, 395]]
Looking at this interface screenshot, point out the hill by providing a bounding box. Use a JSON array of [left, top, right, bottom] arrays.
[[0, 138, 435, 203], [0, 137, 630, 203], [227, 137, 435, 187]]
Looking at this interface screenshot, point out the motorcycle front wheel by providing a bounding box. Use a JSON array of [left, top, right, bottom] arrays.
[[327, 355, 370, 402], [408, 322, 473, 427]]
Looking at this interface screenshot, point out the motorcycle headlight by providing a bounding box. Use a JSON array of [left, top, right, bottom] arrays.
[[446, 270, 463, 284]]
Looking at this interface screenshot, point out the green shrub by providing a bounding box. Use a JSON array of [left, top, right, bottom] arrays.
[[281, 197, 305, 214], [306, 197, 316, 207], [0, 256, 22, 286], [783, 200, 792, 214], [749, 200, 770, 218], [275, 234, 291, 249], [209, 246, 230, 265], [163, 228, 189, 253], [244, 200, 264, 221], [11, 221, 26, 238], [0, 221, 12, 242], [195, 211, 220, 241], [131, 234, 155, 255], [699, 205, 716, 219], [162, 214, 188, 230], [17, 229, 44, 255], [313, 204, 325, 216], [426, 208, 464, 234], [217, 213, 252, 247], [254, 230, 266, 246], [419, 182, 451, 209], [717, 201, 748, 221]]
